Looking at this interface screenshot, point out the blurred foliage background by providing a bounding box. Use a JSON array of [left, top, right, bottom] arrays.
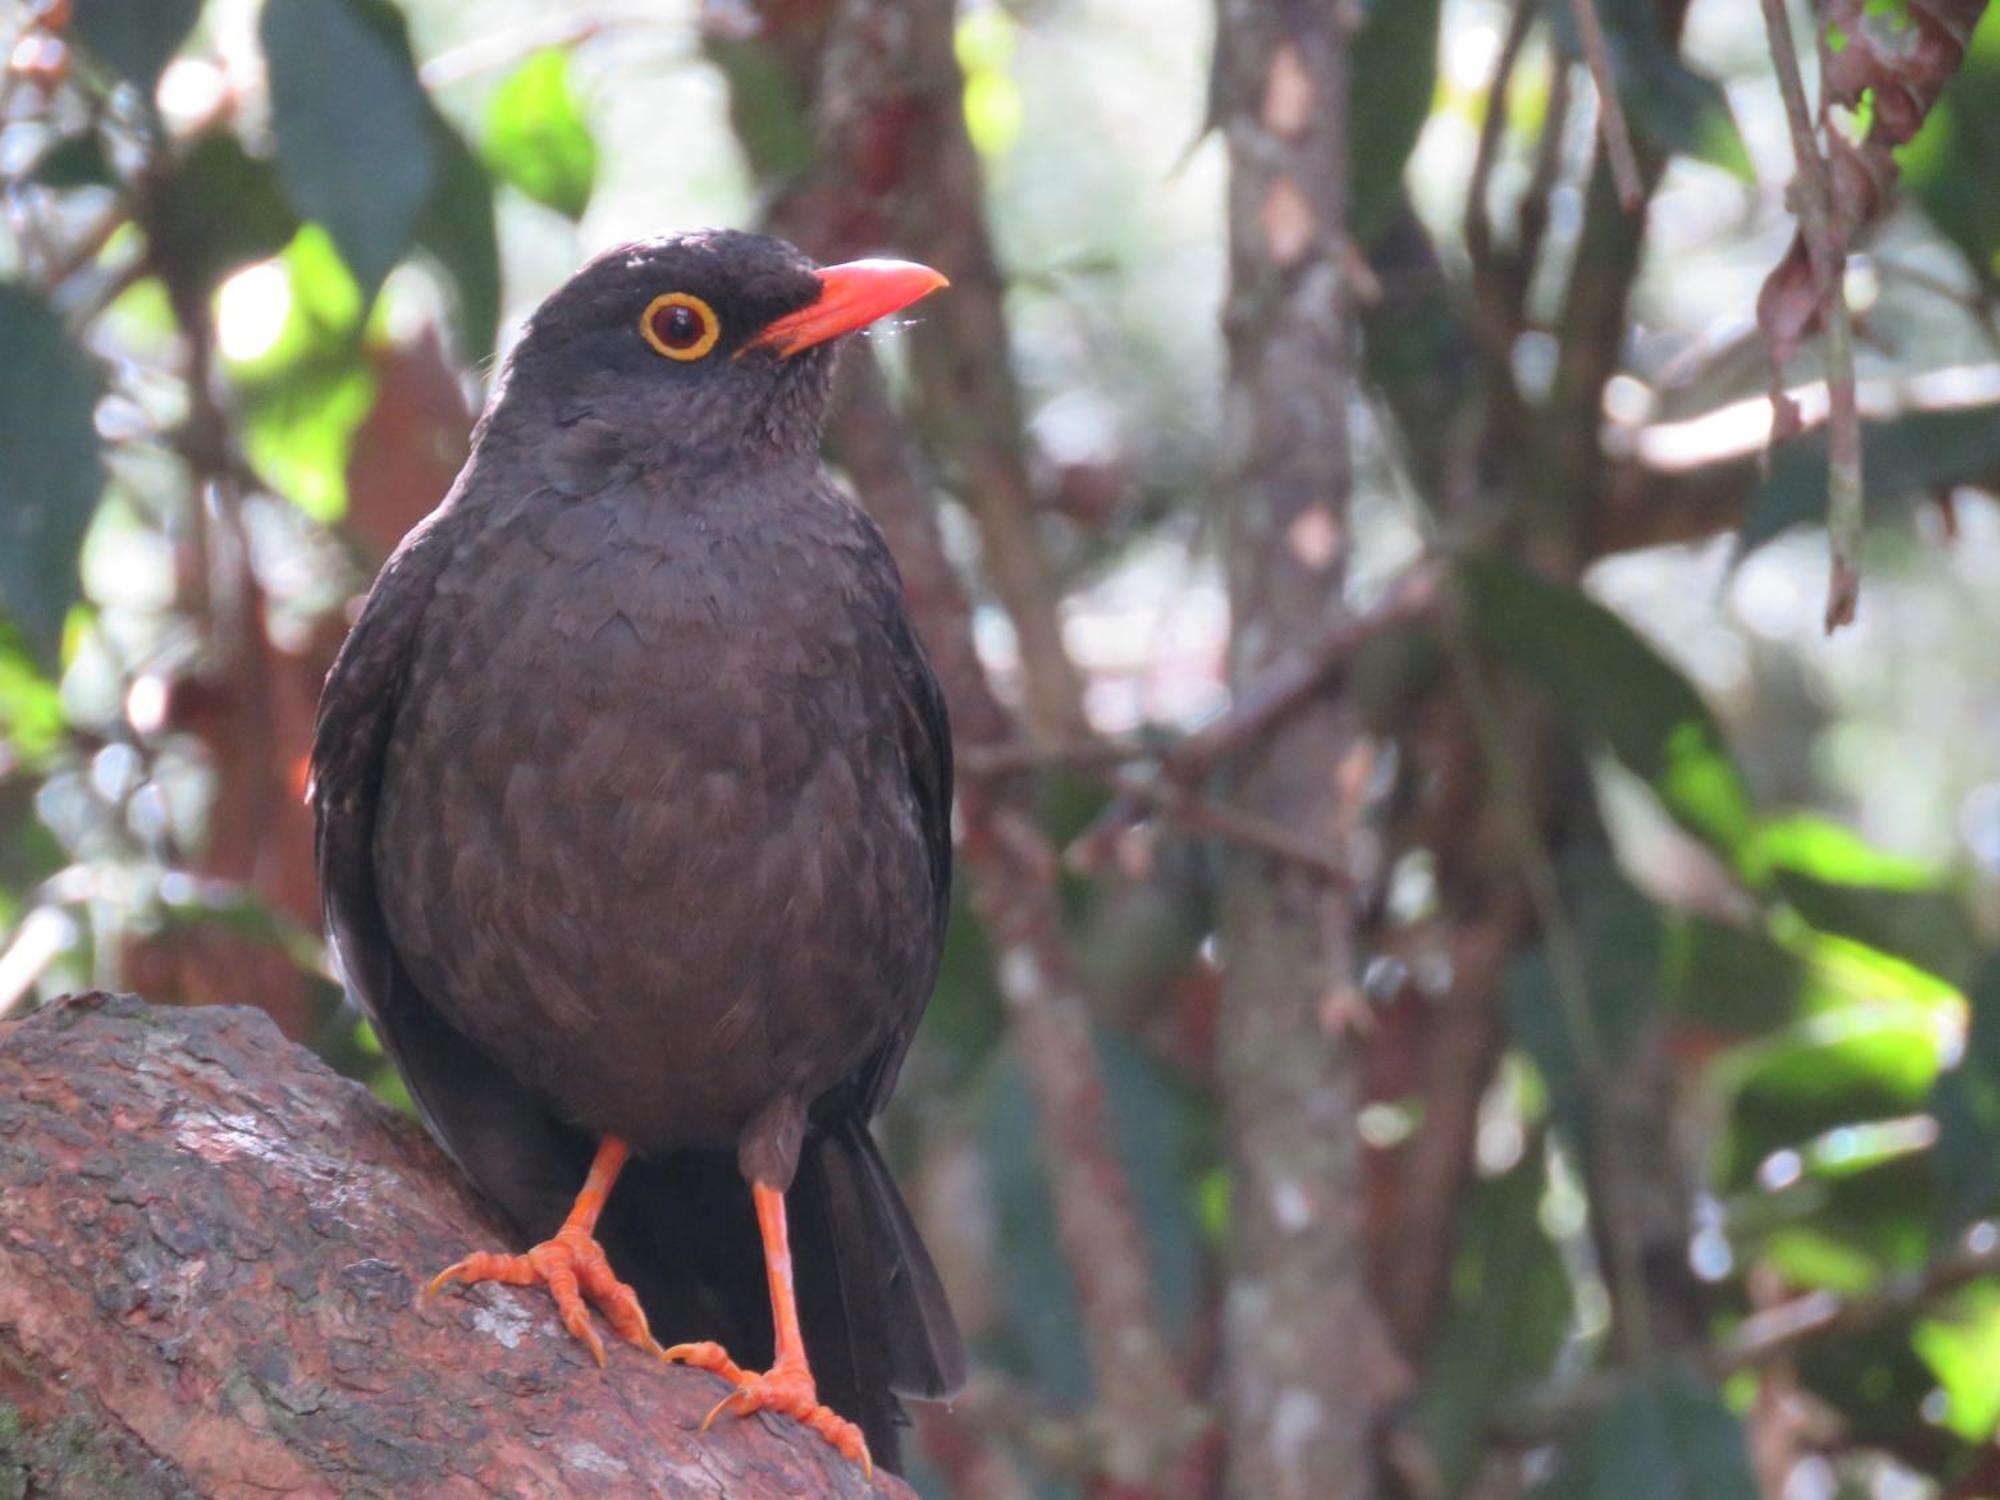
[[3, 0, 2000, 1496]]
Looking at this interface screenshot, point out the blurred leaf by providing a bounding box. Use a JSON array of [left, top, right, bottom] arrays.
[[0, 626, 65, 764], [142, 132, 299, 305], [1931, 958, 2000, 1233], [1464, 557, 1756, 859], [1753, 814, 1936, 889], [484, 48, 597, 220], [1417, 1149, 1571, 1494], [262, 0, 437, 302], [1720, 1003, 1946, 1190], [1506, 856, 1662, 1150], [1913, 1282, 2000, 1443], [1662, 916, 1804, 1041], [70, 0, 201, 97], [243, 360, 377, 524], [1897, 7, 2000, 285], [417, 121, 502, 367], [1548, 0, 1751, 179], [0, 284, 105, 668], [1741, 400, 2000, 552], [981, 1027, 1206, 1398], [1531, 1367, 1759, 1500], [227, 228, 377, 520], [1796, 1323, 1956, 1468], [29, 132, 118, 189], [1349, 0, 1441, 244]]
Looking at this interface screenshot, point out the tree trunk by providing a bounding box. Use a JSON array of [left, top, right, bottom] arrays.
[[0, 992, 906, 1500], [1212, 6, 1403, 1498]]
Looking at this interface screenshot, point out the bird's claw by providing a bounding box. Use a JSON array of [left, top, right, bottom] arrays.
[[427, 1226, 665, 1367], [665, 1344, 872, 1478]]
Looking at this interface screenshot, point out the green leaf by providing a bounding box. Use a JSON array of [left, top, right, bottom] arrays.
[[1662, 915, 1805, 1041], [1506, 856, 1663, 1150], [142, 132, 299, 305], [1930, 958, 2000, 1233], [261, 0, 437, 302], [1897, 7, 2000, 286], [0, 284, 105, 668], [1548, 0, 1752, 179], [1417, 1150, 1571, 1494], [1913, 1283, 2000, 1442], [1462, 557, 1756, 859], [416, 121, 502, 366], [1349, 0, 1441, 244], [1741, 399, 2000, 553], [1531, 1368, 1760, 1500], [225, 228, 376, 521], [29, 132, 118, 190], [0, 623, 65, 764], [483, 48, 597, 221], [70, 0, 202, 97], [980, 1028, 1207, 1396]]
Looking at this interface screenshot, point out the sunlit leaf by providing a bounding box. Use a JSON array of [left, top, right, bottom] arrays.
[[1531, 1367, 1759, 1500], [484, 48, 597, 220], [70, 0, 201, 98], [262, 0, 438, 302], [0, 284, 104, 668], [225, 229, 377, 521], [1913, 1283, 2000, 1442]]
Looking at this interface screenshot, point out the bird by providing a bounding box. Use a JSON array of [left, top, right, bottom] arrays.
[[308, 229, 964, 1477]]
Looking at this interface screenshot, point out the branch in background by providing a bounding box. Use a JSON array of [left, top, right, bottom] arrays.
[[1757, 0, 1863, 631], [1211, 4, 1407, 1496], [1565, 0, 1643, 209], [830, 358, 1196, 1490], [800, 0, 1092, 743], [707, 12, 1196, 1485]]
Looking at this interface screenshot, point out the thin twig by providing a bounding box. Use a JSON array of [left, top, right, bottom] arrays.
[[1465, 0, 1538, 274], [1567, 0, 1643, 210], [1758, 0, 1863, 631]]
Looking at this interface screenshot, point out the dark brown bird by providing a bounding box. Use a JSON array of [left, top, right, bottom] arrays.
[[309, 229, 963, 1475]]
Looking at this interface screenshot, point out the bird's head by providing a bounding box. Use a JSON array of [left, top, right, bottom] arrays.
[[484, 229, 947, 470]]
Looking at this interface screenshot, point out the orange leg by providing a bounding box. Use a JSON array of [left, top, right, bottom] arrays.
[[427, 1136, 664, 1367], [665, 1182, 871, 1476]]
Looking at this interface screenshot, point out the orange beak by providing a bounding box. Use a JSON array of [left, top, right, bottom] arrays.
[[744, 259, 949, 358]]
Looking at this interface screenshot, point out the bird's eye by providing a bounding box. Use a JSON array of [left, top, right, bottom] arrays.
[[640, 292, 721, 361]]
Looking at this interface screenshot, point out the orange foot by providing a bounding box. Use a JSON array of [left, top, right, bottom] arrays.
[[665, 1340, 872, 1478], [428, 1226, 665, 1368]]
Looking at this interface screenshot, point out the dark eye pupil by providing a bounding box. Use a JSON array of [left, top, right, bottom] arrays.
[[654, 303, 704, 349]]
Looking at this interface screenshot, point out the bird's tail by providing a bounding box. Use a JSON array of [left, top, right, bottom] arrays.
[[597, 1116, 963, 1475], [791, 1113, 967, 1467]]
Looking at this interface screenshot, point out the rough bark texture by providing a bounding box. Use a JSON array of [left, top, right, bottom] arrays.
[[0, 992, 908, 1500], [1212, 7, 1401, 1499]]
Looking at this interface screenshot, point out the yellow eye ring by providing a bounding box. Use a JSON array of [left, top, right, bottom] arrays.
[[640, 292, 721, 361]]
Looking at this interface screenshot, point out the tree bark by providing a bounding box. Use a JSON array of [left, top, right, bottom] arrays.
[[1212, 6, 1403, 1499], [0, 992, 907, 1500]]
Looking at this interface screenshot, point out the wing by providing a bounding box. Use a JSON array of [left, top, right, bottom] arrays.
[[310, 510, 584, 1235], [846, 508, 954, 1123]]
